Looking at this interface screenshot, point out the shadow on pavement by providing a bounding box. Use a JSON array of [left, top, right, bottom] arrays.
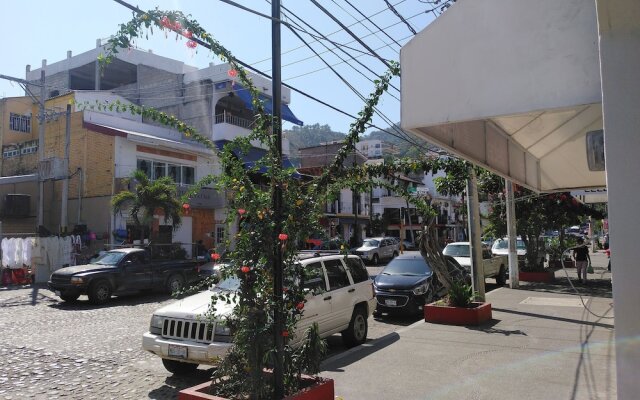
[[47, 291, 174, 311], [322, 332, 400, 372], [518, 278, 613, 299], [467, 319, 528, 336], [148, 368, 214, 399], [492, 307, 614, 329]]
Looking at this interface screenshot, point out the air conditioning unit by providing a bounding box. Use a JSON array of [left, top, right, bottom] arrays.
[[39, 157, 68, 180], [3, 194, 31, 217]]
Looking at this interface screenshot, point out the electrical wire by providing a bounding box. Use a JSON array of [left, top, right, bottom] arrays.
[[249, 0, 409, 66], [331, 0, 401, 54], [308, 0, 393, 70], [384, 0, 417, 34], [559, 248, 614, 319], [277, 1, 400, 96]]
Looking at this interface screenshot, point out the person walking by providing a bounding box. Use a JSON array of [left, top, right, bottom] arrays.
[[573, 237, 591, 284]]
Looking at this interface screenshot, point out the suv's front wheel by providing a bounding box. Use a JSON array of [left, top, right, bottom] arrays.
[[162, 359, 199, 375], [342, 306, 368, 347]]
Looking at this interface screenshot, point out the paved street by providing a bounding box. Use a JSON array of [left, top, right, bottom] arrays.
[[0, 277, 416, 400]]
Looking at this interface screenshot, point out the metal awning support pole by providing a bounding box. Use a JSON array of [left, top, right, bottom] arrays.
[[466, 166, 485, 301], [505, 179, 519, 288]]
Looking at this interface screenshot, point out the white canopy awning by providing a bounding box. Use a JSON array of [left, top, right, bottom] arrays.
[[401, 0, 606, 193]]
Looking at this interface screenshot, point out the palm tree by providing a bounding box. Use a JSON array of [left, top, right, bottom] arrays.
[[112, 170, 183, 244]]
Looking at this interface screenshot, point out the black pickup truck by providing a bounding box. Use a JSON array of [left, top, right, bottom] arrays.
[[48, 247, 201, 304]]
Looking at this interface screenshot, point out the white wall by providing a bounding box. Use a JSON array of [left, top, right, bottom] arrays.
[[401, 0, 601, 129], [596, 0, 640, 397]]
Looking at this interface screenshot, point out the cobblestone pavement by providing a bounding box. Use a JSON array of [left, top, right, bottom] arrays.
[[0, 287, 213, 399], [0, 283, 416, 399]]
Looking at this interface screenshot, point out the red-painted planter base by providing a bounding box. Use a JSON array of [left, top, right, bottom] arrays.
[[178, 376, 334, 400], [424, 301, 492, 326], [520, 270, 556, 283]]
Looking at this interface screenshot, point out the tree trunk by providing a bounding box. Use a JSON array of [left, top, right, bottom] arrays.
[[418, 217, 470, 295]]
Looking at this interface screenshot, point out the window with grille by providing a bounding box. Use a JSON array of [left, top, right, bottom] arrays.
[[9, 113, 31, 133], [136, 158, 195, 185]]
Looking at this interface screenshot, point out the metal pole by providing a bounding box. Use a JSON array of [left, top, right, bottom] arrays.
[[271, 0, 284, 397], [505, 180, 519, 288], [406, 198, 414, 245], [37, 66, 46, 231], [466, 167, 485, 301], [60, 104, 71, 233]]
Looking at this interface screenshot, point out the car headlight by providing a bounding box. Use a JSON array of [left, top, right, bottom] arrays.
[[70, 277, 84, 285], [413, 281, 430, 296], [149, 315, 163, 334], [214, 322, 231, 336]]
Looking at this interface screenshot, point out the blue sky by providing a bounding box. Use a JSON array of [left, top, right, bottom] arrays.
[[0, 0, 441, 134]]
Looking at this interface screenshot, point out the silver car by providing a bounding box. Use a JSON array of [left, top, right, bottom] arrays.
[[352, 237, 400, 265]]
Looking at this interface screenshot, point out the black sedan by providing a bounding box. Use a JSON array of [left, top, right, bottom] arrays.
[[373, 252, 456, 316]]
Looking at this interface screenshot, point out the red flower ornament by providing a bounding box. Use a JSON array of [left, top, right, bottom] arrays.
[[183, 29, 193, 39], [211, 253, 221, 261], [281, 330, 289, 337], [278, 233, 288, 241], [296, 302, 304, 311], [241, 266, 250, 274], [173, 21, 182, 30], [186, 40, 197, 49], [238, 208, 246, 216], [160, 16, 171, 28], [228, 69, 238, 78]]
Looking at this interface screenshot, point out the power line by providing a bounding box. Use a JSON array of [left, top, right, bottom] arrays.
[[308, 0, 393, 70], [341, 0, 403, 50], [249, 0, 409, 66], [278, 2, 400, 95], [329, 0, 400, 54], [384, 0, 417, 34], [217, 0, 386, 61]]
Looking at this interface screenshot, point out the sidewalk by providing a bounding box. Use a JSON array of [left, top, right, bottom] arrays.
[[321, 251, 615, 400]]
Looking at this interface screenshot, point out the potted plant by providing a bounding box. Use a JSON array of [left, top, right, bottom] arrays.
[[424, 281, 492, 326]]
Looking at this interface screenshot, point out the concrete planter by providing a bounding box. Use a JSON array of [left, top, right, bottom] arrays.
[[178, 376, 334, 400], [520, 270, 556, 283], [424, 301, 492, 326]]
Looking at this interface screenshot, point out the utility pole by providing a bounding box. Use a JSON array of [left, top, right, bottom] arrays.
[[352, 150, 359, 247], [60, 104, 71, 234], [271, 1, 284, 398], [466, 166, 485, 301], [38, 62, 46, 231], [505, 180, 519, 288]]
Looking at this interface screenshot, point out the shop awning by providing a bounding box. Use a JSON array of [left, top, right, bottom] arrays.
[[214, 140, 300, 177], [400, 0, 605, 193], [232, 84, 303, 126]]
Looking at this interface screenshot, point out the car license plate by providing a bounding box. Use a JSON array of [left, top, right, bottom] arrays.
[[385, 299, 397, 306], [168, 344, 188, 359]]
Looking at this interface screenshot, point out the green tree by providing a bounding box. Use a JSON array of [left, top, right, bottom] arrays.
[[111, 170, 183, 243], [96, 8, 462, 399]]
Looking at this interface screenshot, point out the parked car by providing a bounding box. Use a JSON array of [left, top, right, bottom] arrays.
[[352, 237, 399, 265], [491, 237, 546, 269], [142, 253, 376, 374], [48, 247, 201, 304], [443, 242, 508, 285], [373, 251, 452, 316]]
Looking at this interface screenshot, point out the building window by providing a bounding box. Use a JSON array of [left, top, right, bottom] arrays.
[[20, 140, 38, 155], [2, 148, 19, 158], [136, 158, 195, 185], [215, 225, 225, 245], [9, 113, 31, 133]]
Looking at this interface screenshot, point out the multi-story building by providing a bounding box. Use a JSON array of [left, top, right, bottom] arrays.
[[1, 42, 302, 254], [297, 141, 369, 245]]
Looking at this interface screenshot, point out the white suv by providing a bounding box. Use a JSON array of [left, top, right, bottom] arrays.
[[353, 237, 400, 265], [142, 253, 376, 374]]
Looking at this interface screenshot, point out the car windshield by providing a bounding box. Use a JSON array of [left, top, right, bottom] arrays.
[[443, 244, 470, 257], [362, 239, 380, 247], [381, 258, 431, 276], [494, 240, 526, 250], [92, 251, 126, 266], [213, 276, 241, 292]]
